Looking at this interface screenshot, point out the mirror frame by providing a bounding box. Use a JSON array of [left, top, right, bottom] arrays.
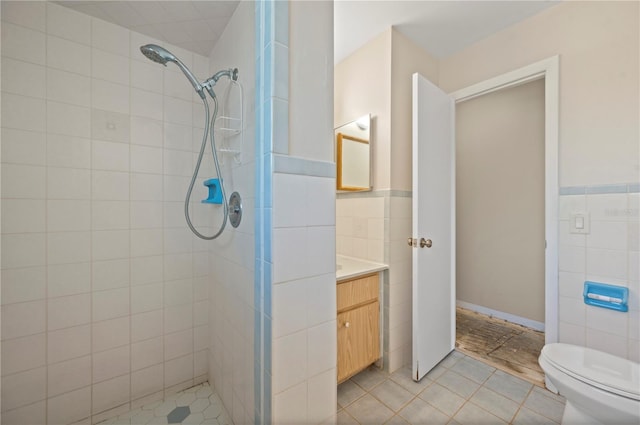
[[336, 132, 371, 191]]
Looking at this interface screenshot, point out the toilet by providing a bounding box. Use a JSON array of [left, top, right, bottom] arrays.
[[539, 343, 640, 425]]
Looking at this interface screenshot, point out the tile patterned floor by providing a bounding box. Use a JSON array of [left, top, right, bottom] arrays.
[[338, 351, 566, 425], [101, 351, 564, 425], [98, 383, 233, 425]]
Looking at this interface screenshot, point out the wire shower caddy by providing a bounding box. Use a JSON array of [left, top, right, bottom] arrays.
[[214, 79, 244, 165]]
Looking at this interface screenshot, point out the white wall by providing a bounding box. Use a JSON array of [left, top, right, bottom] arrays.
[[205, 2, 256, 424], [269, 1, 337, 424], [439, 0, 639, 362], [288, 0, 335, 163], [0, 2, 215, 423]]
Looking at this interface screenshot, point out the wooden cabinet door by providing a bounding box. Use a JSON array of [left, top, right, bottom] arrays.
[[337, 301, 380, 383]]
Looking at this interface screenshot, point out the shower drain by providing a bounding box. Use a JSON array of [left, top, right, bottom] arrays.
[[167, 406, 191, 423]]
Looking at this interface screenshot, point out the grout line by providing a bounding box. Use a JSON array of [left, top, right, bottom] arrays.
[[339, 352, 564, 425], [43, 5, 50, 423], [127, 24, 134, 420]]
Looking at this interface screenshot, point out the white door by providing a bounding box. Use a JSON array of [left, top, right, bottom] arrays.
[[411, 73, 456, 381]]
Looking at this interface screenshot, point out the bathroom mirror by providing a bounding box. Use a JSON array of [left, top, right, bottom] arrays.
[[335, 114, 371, 191]]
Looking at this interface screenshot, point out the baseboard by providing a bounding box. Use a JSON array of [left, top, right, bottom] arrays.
[[456, 300, 545, 332]]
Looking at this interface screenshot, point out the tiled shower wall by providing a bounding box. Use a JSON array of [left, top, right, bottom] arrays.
[[558, 187, 639, 362], [205, 1, 256, 424], [1, 2, 214, 423]]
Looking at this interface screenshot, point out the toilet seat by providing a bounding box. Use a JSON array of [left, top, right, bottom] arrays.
[[540, 343, 640, 401]]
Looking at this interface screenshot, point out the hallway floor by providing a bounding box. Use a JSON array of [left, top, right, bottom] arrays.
[[455, 307, 545, 387], [337, 351, 565, 425]]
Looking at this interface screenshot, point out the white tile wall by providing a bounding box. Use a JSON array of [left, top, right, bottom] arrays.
[[2, 334, 46, 376], [2, 57, 47, 98], [203, 1, 256, 423], [558, 192, 639, 361], [271, 170, 336, 424], [337, 194, 413, 373], [336, 196, 385, 263], [1, 2, 215, 423]]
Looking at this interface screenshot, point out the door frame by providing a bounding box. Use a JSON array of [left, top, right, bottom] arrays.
[[449, 56, 559, 345]]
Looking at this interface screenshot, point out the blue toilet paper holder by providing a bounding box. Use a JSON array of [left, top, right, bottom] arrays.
[[583, 281, 628, 312], [202, 178, 223, 204]]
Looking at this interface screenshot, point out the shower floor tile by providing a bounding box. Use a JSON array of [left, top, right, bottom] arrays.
[[98, 383, 232, 425]]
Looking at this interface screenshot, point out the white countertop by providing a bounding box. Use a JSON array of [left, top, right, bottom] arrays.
[[336, 255, 388, 281]]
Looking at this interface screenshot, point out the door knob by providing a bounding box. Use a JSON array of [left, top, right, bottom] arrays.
[[420, 238, 432, 248], [407, 237, 416, 247]]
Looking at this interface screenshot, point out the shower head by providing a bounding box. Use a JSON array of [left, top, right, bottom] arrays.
[[140, 44, 205, 99], [140, 44, 173, 65]]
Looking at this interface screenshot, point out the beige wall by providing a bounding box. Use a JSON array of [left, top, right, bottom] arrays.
[[335, 30, 391, 189], [334, 28, 438, 191], [456, 79, 545, 323], [390, 30, 439, 191], [441, 0, 639, 361], [439, 1, 639, 187], [335, 0, 639, 364], [334, 29, 439, 372]]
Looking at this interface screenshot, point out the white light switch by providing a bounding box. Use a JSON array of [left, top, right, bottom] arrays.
[[570, 212, 590, 234]]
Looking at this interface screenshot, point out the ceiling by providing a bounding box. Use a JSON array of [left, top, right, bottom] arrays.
[[334, 1, 559, 63], [56, 1, 558, 61], [56, 1, 239, 56]]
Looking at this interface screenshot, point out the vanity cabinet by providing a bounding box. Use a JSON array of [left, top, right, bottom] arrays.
[[337, 273, 380, 383]]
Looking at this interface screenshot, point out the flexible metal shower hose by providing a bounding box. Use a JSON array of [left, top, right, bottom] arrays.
[[184, 95, 228, 240]]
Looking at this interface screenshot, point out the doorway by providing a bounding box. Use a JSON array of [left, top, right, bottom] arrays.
[[455, 77, 545, 384], [410, 58, 558, 387], [450, 58, 559, 385]]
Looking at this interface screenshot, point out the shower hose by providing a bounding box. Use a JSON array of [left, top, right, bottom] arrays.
[[184, 95, 228, 240]]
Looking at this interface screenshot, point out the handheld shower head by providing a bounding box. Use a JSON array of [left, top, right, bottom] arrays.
[[140, 44, 205, 99], [140, 44, 173, 65]]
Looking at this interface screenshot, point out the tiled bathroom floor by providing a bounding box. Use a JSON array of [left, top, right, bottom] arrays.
[[100, 351, 564, 425], [98, 383, 232, 425], [338, 351, 565, 425]]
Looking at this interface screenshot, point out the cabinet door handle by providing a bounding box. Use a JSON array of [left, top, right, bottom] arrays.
[[344, 322, 350, 328]]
